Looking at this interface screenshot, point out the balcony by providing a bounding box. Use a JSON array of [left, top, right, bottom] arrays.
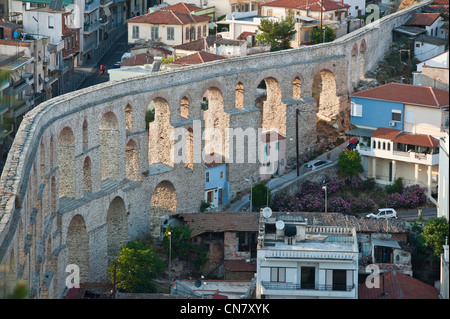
[[84, 21, 101, 33], [85, 0, 100, 13], [3, 78, 29, 96], [357, 145, 440, 166], [262, 282, 355, 292], [260, 281, 356, 298], [100, 0, 113, 6]]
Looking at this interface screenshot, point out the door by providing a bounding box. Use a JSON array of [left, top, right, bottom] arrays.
[[301, 267, 315, 290], [332, 270, 347, 291], [389, 162, 393, 182]]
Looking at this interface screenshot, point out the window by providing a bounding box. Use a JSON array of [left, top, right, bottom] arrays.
[[351, 101, 362, 117], [186, 27, 190, 40], [198, 26, 201, 39], [220, 171, 224, 179], [132, 25, 139, 39], [151, 26, 159, 41], [48, 16, 54, 29], [205, 171, 210, 183], [167, 27, 174, 41], [391, 110, 402, 122], [203, 24, 207, 37], [190, 26, 196, 41], [270, 267, 286, 282]]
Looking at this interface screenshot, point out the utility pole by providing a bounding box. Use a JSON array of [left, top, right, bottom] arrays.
[[399, 49, 411, 84], [296, 109, 300, 176], [320, 0, 323, 43]]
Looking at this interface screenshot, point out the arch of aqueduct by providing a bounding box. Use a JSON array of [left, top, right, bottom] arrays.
[[0, 2, 428, 298]]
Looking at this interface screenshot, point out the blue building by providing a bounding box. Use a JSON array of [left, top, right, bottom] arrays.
[[204, 155, 229, 208]]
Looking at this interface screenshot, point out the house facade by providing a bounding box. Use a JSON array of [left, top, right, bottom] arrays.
[[260, 130, 286, 180], [127, 8, 210, 46], [347, 83, 449, 198], [256, 211, 359, 299], [204, 154, 230, 209]]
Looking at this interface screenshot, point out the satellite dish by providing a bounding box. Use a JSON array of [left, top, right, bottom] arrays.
[[262, 207, 272, 218], [194, 279, 202, 288], [44, 77, 49, 82], [276, 220, 285, 230]]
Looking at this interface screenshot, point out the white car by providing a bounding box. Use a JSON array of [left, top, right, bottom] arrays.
[[366, 208, 398, 219], [303, 160, 331, 172]]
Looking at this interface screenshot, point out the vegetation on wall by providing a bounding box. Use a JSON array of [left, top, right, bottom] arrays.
[[256, 17, 297, 51]]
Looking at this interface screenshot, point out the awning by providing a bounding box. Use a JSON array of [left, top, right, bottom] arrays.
[[372, 238, 401, 249], [345, 127, 375, 138], [103, 7, 111, 17]]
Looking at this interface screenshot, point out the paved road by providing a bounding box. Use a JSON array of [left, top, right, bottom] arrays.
[[396, 207, 437, 221], [78, 32, 131, 90]]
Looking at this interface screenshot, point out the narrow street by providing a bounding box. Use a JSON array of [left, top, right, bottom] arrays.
[[78, 31, 131, 90]]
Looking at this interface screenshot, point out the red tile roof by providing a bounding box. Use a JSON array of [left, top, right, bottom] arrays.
[[237, 31, 255, 40], [204, 154, 226, 168], [173, 36, 217, 51], [358, 270, 440, 299], [172, 51, 226, 66], [407, 13, 441, 26], [164, 2, 204, 14], [261, 130, 286, 143], [224, 260, 256, 272], [371, 127, 402, 140], [120, 54, 154, 67], [261, 0, 350, 11], [352, 83, 449, 108], [393, 133, 440, 148], [180, 212, 259, 237], [127, 9, 210, 25], [370, 128, 440, 148]]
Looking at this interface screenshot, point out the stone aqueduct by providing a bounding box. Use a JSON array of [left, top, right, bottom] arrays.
[[0, 2, 427, 298]]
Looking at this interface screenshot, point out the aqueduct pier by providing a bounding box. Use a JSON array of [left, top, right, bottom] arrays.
[[0, 2, 428, 298]]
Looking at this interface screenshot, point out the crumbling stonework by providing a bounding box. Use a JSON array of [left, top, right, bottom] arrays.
[[0, 2, 426, 298]]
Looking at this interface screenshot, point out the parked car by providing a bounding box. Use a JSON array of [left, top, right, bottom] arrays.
[[303, 160, 331, 172], [344, 138, 359, 151], [366, 208, 398, 219]]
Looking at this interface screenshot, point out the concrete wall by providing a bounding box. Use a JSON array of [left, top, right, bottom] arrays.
[[0, 0, 430, 299]]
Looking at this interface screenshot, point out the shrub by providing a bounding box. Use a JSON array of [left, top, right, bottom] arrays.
[[350, 198, 376, 213], [328, 197, 350, 213], [300, 193, 325, 212], [385, 178, 403, 194], [326, 178, 346, 195], [252, 183, 271, 209], [299, 180, 322, 197]]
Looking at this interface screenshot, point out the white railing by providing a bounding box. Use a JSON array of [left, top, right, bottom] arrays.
[[306, 226, 353, 235]]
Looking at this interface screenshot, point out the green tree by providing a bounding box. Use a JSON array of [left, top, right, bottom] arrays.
[[256, 17, 297, 51], [163, 226, 208, 273], [108, 240, 164, 293], [420, 217, 449, 261], [252, 183, 271, 210], [311, 25, 335, 44], [338, 150, 364, 180]]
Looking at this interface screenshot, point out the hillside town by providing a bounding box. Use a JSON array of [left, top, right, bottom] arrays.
[[0, 0, 448, 304]]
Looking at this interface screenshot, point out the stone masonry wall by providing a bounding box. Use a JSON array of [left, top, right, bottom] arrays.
[[0, 0, 429, 299]]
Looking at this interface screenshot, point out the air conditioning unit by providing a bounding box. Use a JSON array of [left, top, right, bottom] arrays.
[[389, 121, 396, 127]]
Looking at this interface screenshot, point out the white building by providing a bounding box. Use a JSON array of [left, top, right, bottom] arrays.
[[438, 130, 449, 220], [255, 211, 359, 299], [414, 36, 448, 62], [341, 0, 365, 17]]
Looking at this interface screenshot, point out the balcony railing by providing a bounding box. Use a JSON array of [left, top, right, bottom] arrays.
[[262, 282, 355, 292], [85, 0, 100, 12], [84, 21, 101, 33]]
